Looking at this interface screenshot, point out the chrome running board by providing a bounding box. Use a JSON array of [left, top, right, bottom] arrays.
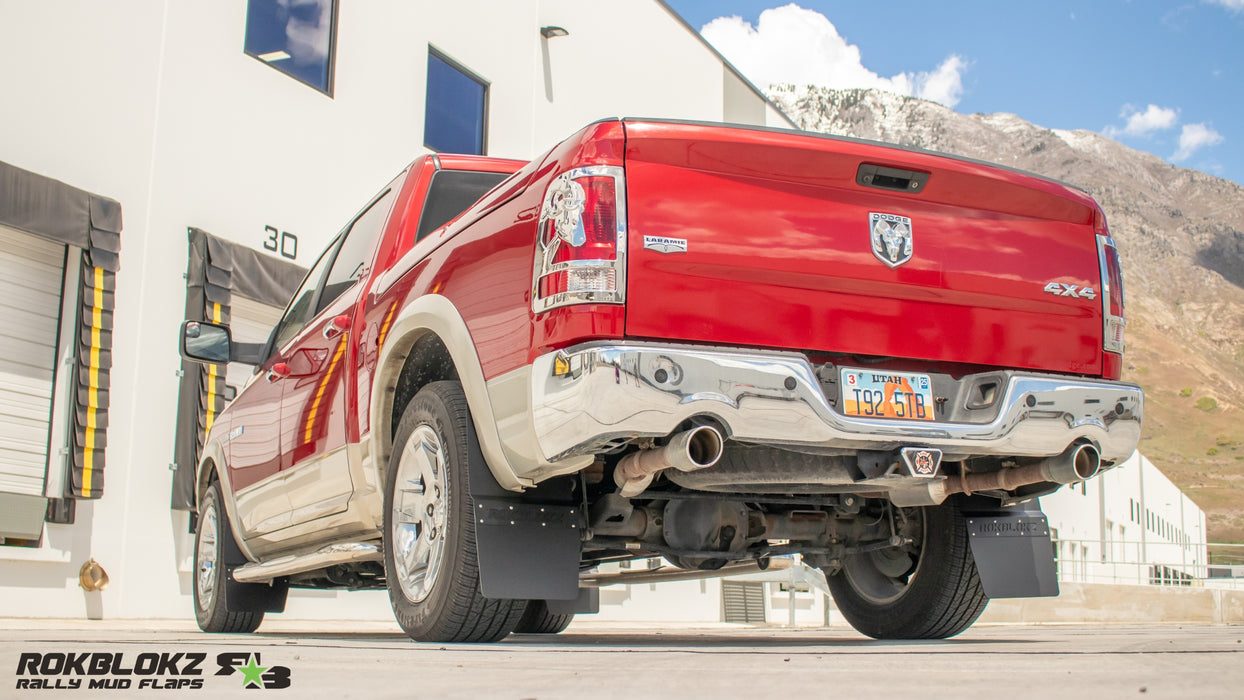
[[232, 542, 382, 583]]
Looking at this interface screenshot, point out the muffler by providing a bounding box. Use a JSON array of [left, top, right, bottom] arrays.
[[614, 426, 724, 497]]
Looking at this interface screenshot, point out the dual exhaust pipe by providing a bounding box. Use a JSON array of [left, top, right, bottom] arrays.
[[614, 425, 724, 497], [612, 428, 1101, 500], [947, 442, 1102, 496]]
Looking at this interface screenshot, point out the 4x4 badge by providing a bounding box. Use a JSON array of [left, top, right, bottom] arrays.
[[870, 212, 913, 268], [1043, 282, 1096, 300]]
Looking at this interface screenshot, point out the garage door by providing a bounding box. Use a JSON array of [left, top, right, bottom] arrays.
[[0, 226, 66, 497], [172, 228, 306, 510], [223, 295, 285, 398]]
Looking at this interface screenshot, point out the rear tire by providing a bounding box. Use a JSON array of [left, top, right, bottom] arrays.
[[194, 481, 269, 633], [383, 381, 525, 643], [513, 601, 574, 635], [825, 501, 987, 639]]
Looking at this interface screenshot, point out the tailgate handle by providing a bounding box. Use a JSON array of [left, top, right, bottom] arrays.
[[857, 164, 929, 193]]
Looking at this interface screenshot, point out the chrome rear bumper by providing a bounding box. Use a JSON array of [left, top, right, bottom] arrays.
[[527, 343, 1142, 466]]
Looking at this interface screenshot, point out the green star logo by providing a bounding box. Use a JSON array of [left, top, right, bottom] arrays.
[[238, 655, 268, 689]]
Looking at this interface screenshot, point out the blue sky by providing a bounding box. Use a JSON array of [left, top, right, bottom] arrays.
[[665, 1, 1244, 185]]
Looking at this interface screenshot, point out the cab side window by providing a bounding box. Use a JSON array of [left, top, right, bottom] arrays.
[[272, 236, 339, 352], [318, 186, 397, 313], [415, 170, 508, 241]]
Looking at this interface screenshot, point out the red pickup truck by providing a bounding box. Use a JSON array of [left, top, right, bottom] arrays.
[[180, 118, 1142, 642]]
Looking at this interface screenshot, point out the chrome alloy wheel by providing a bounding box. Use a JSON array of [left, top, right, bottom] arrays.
[[196, 501, 219, 610], [392, 424, 449, 604]]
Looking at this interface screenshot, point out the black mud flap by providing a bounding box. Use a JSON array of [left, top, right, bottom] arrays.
[[472, 498, 582, 600], [956, 495, 1058, 599], [225, 576, 289, 613], [220, 510, 289, 613], [546, 587, 600, 615], [464, 415, 582, 600]]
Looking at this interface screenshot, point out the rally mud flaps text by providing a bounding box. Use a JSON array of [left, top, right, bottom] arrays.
[[15, 652, 290, 690]]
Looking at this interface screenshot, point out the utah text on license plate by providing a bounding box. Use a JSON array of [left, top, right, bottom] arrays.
[[840, 368, 934, 421]]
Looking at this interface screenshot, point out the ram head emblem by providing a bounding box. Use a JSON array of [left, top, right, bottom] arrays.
[[870, 212, 913, 268]]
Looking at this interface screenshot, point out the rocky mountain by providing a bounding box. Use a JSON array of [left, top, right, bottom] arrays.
[[769, 85, 1244, 547]]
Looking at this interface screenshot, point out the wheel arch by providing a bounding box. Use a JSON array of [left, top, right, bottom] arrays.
[[389, 333, 459, 443], [369, 294, 530, 493], [195, 438, 228, 513], [194, 438, 259, 563]]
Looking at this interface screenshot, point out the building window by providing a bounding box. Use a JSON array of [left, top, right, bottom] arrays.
[[424, 49, 488, 155], [1050, 528, 1060, 580], [1104, 519, 1116, 564], [244, 0, 338, 96]]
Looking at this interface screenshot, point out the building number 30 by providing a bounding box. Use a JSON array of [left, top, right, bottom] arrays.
[[263, 225, 298, 261]]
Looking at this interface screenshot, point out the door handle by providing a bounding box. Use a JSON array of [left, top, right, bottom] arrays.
[[266, 362, 291, 383], [322, 315, 351, 340]]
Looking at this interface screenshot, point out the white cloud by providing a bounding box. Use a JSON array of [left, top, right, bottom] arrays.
[[1206, 0, 1244, 13], [913, 55, 968, 107], [1103, 104, 1179, 139], [1173, 123, 1224, 161], [1100, 105, 1224, 164], [700, 4, 969, 107]]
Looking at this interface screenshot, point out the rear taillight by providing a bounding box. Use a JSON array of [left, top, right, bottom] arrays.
[[532, 166, 626, 313], [1096, 209, 1126, 354]]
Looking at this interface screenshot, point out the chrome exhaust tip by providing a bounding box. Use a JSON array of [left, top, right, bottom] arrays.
[[677, 425, 725, 471], [1044, 443, 1101, 484], [614, 425, 725, 497], [1071, 443, 1101, 481]]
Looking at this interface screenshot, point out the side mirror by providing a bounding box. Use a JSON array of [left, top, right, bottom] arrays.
[[181, 321, 232, 364]]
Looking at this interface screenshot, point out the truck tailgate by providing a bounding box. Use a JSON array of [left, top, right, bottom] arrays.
[[621, 121, 1104, 375]]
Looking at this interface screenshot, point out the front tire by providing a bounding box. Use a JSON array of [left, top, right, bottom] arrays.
[[383, 381, 525, 643], [194, 481, 268, 633], [825, 501, 988, 639]]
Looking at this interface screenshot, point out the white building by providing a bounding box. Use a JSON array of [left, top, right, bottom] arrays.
[[1041, 452, 1207, 587], [0, 0, 1206, 625], [0, 0, 789, 620]]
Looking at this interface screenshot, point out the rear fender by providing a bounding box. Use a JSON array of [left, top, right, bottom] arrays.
[[370, 294, 584, 600], [370, 294, 530, 492]]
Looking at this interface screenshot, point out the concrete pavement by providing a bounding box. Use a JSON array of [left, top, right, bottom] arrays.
[[2, 619, 1242, 698]]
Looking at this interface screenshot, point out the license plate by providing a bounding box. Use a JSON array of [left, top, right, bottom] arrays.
[[840, 368, 934, 421]]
